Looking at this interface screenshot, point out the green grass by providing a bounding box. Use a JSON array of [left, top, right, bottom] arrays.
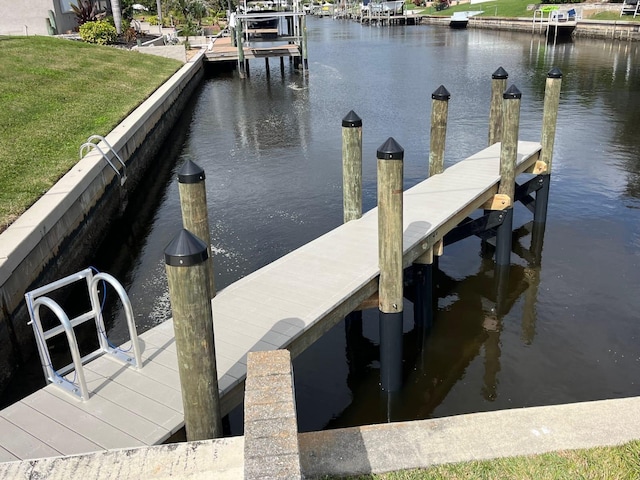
[[0, 36, 181, 231], [420, 0, 535, 18], [421, 0, 640, 21], [330, 440, 640, 479]]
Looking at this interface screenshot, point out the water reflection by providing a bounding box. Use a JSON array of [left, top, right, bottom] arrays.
[[5, 18, 640, 429]]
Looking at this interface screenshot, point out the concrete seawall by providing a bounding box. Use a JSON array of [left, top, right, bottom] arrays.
[[0, 51, 205, 397], [421, 15, 640, 41]]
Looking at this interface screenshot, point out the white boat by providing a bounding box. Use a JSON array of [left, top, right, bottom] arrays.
[[449, 10, 482, 28]]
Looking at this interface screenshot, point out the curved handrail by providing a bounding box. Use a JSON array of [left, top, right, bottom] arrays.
[[80, 135, 127, 185], [90, 273, 143, 369], [30, 296, 90, 401]]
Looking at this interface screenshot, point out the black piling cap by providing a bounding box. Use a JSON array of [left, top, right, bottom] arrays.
[[431, 85, 451, 101], [377, 137, 404, 160], [547, 66, 563, 79], [164, 229, 209, 267], [503, 84, 522, 100], [342, 110, 363, 128], [178, 159, 205, 184], [492, 66, 508, 80]]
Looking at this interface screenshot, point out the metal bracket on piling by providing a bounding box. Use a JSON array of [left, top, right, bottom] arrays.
[[444, 210, 508, 247], [80, 135, 127, 185]]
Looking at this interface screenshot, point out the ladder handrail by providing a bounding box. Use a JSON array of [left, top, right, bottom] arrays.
[[90, 272, 143, 369], [27, 295, 90, 401], [25, 268, 142, 401], [80, 135, 127, 185]]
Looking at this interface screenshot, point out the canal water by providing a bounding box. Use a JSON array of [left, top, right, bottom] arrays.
[[5, 19, 640, 434]]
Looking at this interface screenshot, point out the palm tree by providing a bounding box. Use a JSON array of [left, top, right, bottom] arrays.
[[112, 0, 123, 33]]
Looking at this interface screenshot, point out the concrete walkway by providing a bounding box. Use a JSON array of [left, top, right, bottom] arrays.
[[2, 395, 639, 479]]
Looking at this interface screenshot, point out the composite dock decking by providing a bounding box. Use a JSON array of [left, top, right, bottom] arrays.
[[0, 141, 542, 463]]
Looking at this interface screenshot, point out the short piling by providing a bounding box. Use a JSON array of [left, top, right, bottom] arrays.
[[178, 160, 216, 298], [164, 229, 222, 441], [377, 137, 404, 392], [342, 111, 363, 223], [495, 84, 521, 266], [536, 67, 563, 225], [488, 67, 508, 146], [429, 85, 451, 177], [236, 20, 245, 78], [301, 14, 309, 72]]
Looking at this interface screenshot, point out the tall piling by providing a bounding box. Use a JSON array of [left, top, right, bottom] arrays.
[[488, 67, 508, 146], [342, 111, 363, 223], [236, 19, 245, 78], [178, 160, 216, 298], [428, 85, 451, 177], [495, 84, 522, 266], [377, 137, 404, 392], [535, 67, 563, 225], [164, 229, 222, 441]]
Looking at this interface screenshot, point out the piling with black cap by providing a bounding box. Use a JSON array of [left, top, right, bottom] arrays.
[[377, 137, 404, 392], [342, 111, 363, 223], [535, 67, 563, 224], [178, 160, 216, 299], [495, 84, 521, 266], [429, 85, 451, 177], [164, 229, 222, 441], [489, 67, 509, 146]]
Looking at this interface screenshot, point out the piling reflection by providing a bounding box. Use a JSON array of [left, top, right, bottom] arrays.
[[328, 219, 547, 429]]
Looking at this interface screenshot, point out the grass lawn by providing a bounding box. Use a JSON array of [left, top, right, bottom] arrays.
[[421, 0, 640, 21], [332, 439, 640, 479], [0, 36, 181, 232]]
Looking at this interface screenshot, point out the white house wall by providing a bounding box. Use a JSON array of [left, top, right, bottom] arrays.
[[0, 0, 79, 36]]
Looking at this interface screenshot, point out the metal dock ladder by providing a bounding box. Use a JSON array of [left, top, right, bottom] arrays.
[[80, 135, 127, 185], [25, 268, 142, 401]]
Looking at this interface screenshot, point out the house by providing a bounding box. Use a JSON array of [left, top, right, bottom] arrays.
[[0, 0, 110, 36]]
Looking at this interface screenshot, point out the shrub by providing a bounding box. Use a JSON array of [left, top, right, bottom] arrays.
[[79, 20, 117, 44], [72, 0, 100, 25]]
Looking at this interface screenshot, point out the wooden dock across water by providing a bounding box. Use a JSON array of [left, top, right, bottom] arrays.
[[0, 141, 542, 462]]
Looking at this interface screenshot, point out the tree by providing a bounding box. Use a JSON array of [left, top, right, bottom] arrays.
[[111, 0, 123, 33]]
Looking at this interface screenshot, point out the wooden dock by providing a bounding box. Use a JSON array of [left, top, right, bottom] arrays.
[[204, 35, 301, 63], [0, 141, 542, 462]]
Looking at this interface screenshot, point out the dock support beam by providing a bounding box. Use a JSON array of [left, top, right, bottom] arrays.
[[178, 160, 216, 299], [488, 67, 508, 146], [165, 229, 222, 441], [301, 14, 309, 73], [535, 67, 563, 225], [495, 85, 522, 266], [377, 137, 404, 392]]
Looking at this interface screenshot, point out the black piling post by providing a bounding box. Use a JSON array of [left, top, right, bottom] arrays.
[[377, 137, 404, 393]]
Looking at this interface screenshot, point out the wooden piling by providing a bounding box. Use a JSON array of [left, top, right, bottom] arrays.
[[178, 160, 216, 298], [236, 20, 245, 78], [495, 84, 522, 266], [536, 67, 563, 224], [488, 67, 508, 146], [429, 85, 450, 177], [377, 137, 404, 392], [342, 111, 363, 223], [164, 229, 222, 441], [280, 56, 285, 76], [265, 57, 270, 78], [301, 14, 309, 72]]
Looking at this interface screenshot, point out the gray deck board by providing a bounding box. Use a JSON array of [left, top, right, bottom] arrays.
[[0, 141, 541, 462]]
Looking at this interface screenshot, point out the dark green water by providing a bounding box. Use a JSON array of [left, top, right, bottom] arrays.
[[4, 19, 640, 435]]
